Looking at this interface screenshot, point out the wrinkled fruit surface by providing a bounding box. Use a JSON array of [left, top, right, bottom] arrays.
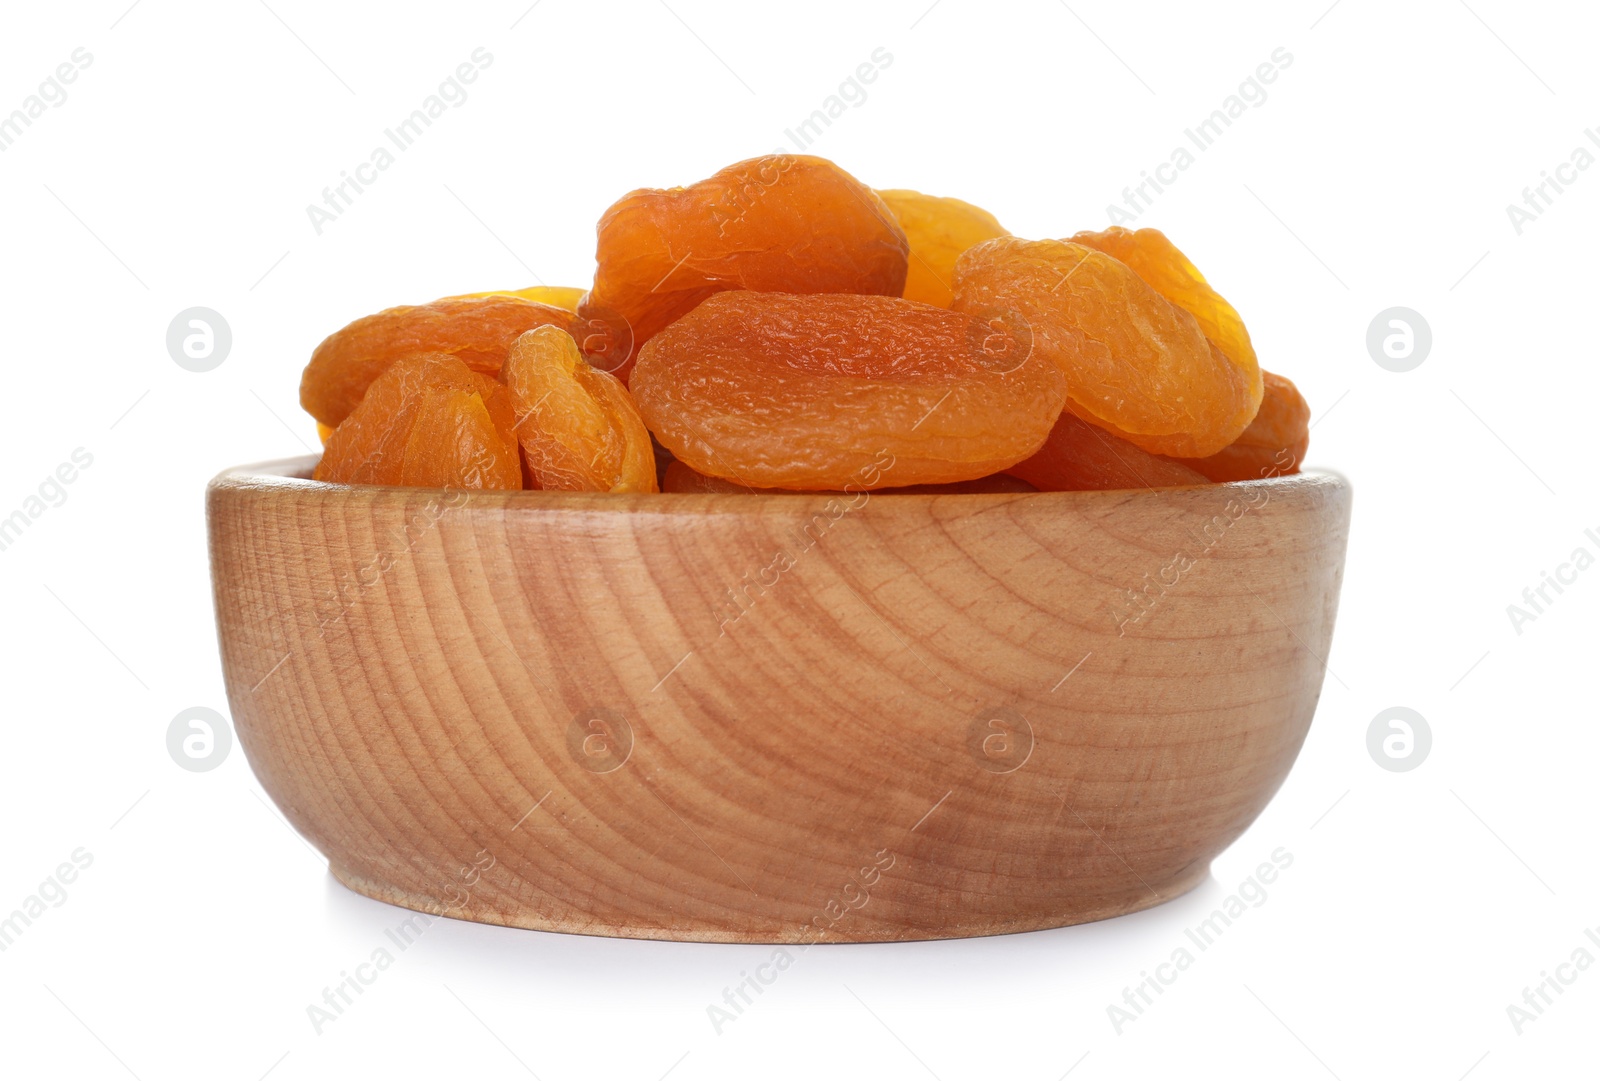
[[580, 155, 909, 382], [663, 459, 1035, 494], [1008, 410, 1208, 492], [501, 326, 658, 493], [631, 292, 1066, 490], [1072, 225, 1262, 415], [877, 189, 1009, 307], [1178, 371, 1309, 482], [301, 295, 574, 428], [951, 237, 1253, 458], [314, 353, 522, 489]]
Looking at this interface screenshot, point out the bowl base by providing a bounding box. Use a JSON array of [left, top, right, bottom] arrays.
[[328, 858, 1214, 944]]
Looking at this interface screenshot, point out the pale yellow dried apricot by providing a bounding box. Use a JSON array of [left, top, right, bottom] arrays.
[[449, 285, 586, 312], [877, 189, 1009, 307], [1071, 225, 1262, 416], [952, 237, 1252, 457]]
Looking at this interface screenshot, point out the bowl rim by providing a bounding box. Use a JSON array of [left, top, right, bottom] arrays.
[[212, 455, 1346, 512]]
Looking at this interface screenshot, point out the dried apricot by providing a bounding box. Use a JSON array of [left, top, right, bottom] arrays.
[[1007, 410, 1208, 492], [501, 326, 658, 493], [314, 353, 522, 489], [579, 155, 909, 382], [662, 460, 760, 494], [450, 285, 586, 312], [631, 292, 1066, 490], [877, 189, 1009, 307], [1177, 371, 1309, 482], [951, 237, 1252, 457], [663, 459, 1035, 494], [301, 295, 574, 428], [398, 389, 521, 489], [1071, 226, 1262, 414], [881, 475, 1037, 494]]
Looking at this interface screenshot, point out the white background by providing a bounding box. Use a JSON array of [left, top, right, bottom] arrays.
[[1, 0, 1596, 1077]]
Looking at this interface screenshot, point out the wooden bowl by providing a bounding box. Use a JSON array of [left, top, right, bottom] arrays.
[[208, 457, 1350, 943]]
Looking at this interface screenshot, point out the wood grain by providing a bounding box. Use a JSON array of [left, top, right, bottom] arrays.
[[208, 457, 1350, 942]]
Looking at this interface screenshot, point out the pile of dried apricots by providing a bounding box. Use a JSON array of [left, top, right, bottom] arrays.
[[301, 154, 1310, 496]]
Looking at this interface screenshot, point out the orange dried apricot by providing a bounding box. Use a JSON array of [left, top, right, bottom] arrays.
[[951, 237, 1252, 458], [631, 292, 1066, 490], [1176, 371, 1309, 482], [663, 459, 1035, 494], [1007, 410, 1208, 492], [877, 189, 1009, 307], [301, 295, 574, 428], [314, 353, 522, 489], [1071, 226, 1262, 415], [579, 155, 909, 381], [398, 389, 521, 489], [501, 326, 658, 493]]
